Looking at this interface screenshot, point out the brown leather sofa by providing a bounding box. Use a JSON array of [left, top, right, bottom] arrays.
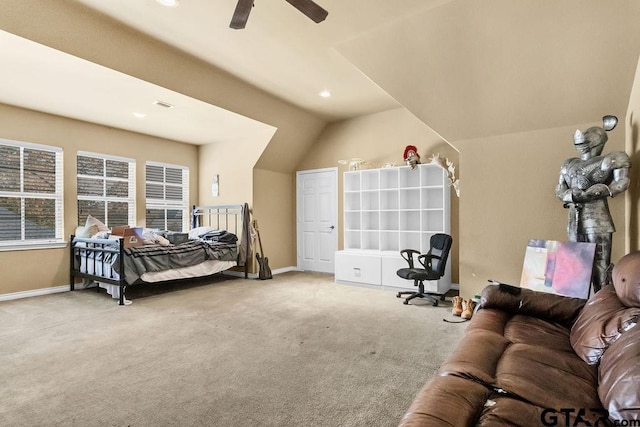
[[398, 251, 640, 426]]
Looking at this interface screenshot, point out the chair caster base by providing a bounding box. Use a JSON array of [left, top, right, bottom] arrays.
[[403, 300, 409, 305]]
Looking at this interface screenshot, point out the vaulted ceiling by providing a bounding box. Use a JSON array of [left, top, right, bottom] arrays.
[[1, 0, 640, 158]]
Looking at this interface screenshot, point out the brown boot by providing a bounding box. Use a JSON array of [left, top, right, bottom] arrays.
[[451, 296, 463, 316], [461, 299, 476, 320]]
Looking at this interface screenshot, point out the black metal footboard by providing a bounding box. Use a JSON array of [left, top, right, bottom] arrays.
[[69, 235, 128, 305]]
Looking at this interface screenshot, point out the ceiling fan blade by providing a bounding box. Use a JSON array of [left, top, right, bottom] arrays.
[[284, 0, 328, 23], [230, 0, 254, 29]]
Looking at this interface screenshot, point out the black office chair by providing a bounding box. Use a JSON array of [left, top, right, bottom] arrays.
[[396, 233, 453, 306]]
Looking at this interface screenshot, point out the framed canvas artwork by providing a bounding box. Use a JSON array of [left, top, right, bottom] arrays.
[[520, 239, 596, 299]]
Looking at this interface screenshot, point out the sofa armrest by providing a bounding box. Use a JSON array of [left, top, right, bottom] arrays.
[[480, 284, 586, 326], [398, 374, 489, 427]]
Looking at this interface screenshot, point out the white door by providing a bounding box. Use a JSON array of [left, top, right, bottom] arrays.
[[296, 168, 338, 273]]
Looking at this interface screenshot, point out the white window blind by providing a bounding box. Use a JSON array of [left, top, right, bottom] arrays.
[[0, 138, 64, 248], [77, 151, 136, 227], [145, 162, 189, 232]]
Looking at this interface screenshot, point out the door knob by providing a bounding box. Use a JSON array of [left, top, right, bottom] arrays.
[[328, 225, 335, 230]]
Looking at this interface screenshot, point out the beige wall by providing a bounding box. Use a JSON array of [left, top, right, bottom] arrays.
[[455, 123, 628, 298], [252, 169, 296, 272], [625, 56, 640, 252], [0, 103, 198, 294], [296, 107, 460, 282]]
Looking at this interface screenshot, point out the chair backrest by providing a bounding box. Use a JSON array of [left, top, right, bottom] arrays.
[[427, 233, 453, 277]]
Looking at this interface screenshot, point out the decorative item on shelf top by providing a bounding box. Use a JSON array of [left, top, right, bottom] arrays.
[[428, 153, 460, 197], [338, 158, 368, 171], [403, 145, 421, 169]]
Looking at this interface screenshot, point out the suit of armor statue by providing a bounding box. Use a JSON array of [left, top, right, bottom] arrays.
[[555, 116, 630, 293]]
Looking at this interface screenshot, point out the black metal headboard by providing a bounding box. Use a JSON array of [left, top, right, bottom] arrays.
[[191, 204, 250, 278]]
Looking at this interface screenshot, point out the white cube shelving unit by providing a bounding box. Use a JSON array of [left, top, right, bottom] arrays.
[[335, 163, 451, 292]]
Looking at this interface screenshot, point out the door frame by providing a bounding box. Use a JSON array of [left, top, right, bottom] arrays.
[[296, 167, 338, 272]]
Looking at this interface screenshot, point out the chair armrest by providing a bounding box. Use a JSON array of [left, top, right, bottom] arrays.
[[480, 284, 586, 327], [400, 249, 421, 268], [417, 253, 441, 269]]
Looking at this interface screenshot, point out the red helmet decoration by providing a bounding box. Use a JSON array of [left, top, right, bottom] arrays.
[[403, 145, 419, 160]]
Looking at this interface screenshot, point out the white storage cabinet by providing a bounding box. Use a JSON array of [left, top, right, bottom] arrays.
[[335, 163, 451, 293]]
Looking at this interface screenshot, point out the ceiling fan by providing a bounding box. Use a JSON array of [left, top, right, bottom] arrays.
[[230, 0, 328, 30]]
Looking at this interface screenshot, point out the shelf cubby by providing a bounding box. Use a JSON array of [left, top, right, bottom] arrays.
[[380, 231, 399, 252], [361, 191, 379, 211], [341, 163, 450, 256], [344, 172, 361, 191], [380, 168, 399, 189], [422, 210, 444, 232], [344, 192, 360, 211], [421, 188, 444, 209], [361, 170, 379, 191], [380, 211, 399, 230], [362, 211, 379, 230], [380, 189, 399, 210], [399, 188, 420, 210], [362, 231, 380, 250], [345, 211, 361, 230], [399, 210, 421, 232], [399, 231, 421, 251], [345, 231, 361, 250], [421, 166, 445, 187], [399, 167, 420, 188]]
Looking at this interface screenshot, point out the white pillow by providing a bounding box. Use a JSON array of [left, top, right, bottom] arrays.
[[91, 231, 111, 239], [75, 226, 91, 238], [84, 215, 109, 236], [188, 226, 217, 240]]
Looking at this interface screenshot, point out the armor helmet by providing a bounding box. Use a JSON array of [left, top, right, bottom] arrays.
[[573, 115, 617, 157], [573, 126, 608, 156]]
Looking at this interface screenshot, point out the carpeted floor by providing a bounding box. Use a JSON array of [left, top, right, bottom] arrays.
[[0, 271, 467, 427]]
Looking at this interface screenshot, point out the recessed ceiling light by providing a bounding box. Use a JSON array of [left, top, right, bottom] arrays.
[[156, 0, 179, 7], [319, 90, 331, 98], [133, 112, 147, 118]]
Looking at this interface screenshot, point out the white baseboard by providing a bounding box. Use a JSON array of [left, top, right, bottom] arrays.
[[0, 285, 69, 302], [2, 266, 303, 301], [273, 266, 301, 275], [224, 266, 300, 279]]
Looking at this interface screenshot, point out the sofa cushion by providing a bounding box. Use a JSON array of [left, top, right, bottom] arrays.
[[570, 285, 640, 365], [480, 284, 586, 327], [442, 307, 599, 410], [612, 250, 640, 307], [493, 314, 600, 413], [598, 323, 640, 421]]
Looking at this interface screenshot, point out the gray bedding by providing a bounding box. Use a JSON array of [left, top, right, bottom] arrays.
[[113, 240, 237, 284]]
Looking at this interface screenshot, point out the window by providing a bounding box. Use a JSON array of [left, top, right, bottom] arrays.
[[77, 151, 135, 227], [145, 162, 189, 232], [0, 138, 64, 249]]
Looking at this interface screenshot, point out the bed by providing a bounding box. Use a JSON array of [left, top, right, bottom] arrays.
[[69, 204, 250, 305]]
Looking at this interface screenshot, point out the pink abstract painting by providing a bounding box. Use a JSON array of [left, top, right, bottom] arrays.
[[520, 239, 596, 299]]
